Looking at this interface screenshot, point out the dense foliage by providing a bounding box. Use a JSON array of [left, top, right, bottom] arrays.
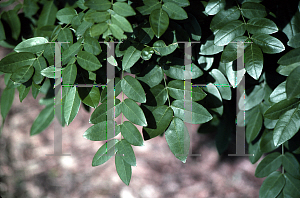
[[0, 0, 300, 196]]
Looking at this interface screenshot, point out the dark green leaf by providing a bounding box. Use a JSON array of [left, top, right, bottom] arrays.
[[83, 121, 120, 141], [111, 13, 133, 33], [260, 129, 279, 153], [283, 173, 300, 197], [270, 81, 287, 103], [17, 83, 31, 102], [57, 28, 73, 50], [165, 117, 190, 163], [121, 121, 144, 146], [0, 21, 5, 41], [100, 78, 122, 102], [121, 99, 147, 126], [273, 104, 300, 146], [221, 36, 250, 63], [85, 0, 111, 11], [205, 0, 226, 15], [246, 106, 263, 143], [144, 105, 173, 138], [92, 139, 118, 166], [214, 20, 246, 46], [62, 41, 83, 65], [77, 51, 102, 71], [171, 99, 212, 124], [14, 37, 48, 53], [84, 37, 102, 56], [200, 36, 224, 55], [115, 151, 132, 185], [240, 84, 265, 111], [247, 18, 278, 35], [278, 48, 300, 66], [163, 0, 190, 7], [183, 13, 201, 41], [255, 152, 282, 178], [76, 21, 93, 37], [2, 10, 20, 40], [282, 152, 300, 179], [37, 0, 58, 28], [276, 64, 300, 77], [137, 65, 163, 88], [146, 84, 168, 106], [0, 52, 36, 73], [116, 139, 136, 166], [259, 171, 285, 198], [78, 85, 100, 109], [84, 11, 110, 23], [23, 0, 39, 18], [121, 75, 146, 103], [109, 23, 126, 40], [141, 46, 154, 60], [210, 69, 231, 100], [244, 43, 263, 80], [249, 138, 263, 164], [41, 65, 64, 79], [136, 0, 161, 15], [113, 2, 136, 17], [241, 2, 267, 19], [122, 45, 142, 70], [288, 33, 300, 48], [89, 99, 121, 124], [138, 25, 155, 44], [90, 23, 109, 37], [251, 33, 285, 54], [167, 80, 206, 101], [64, 86, 80, 125], [152, 40, 177, 56], [30, 105, 54, 136], [150, 9, 169, 38], [264, 98, 300, 120], [286, 66, 300, 99], [162, 2, 187, 20], [11, 65, 34, 83], [210, 6, 240, 32], [0, 87, 15, 120]]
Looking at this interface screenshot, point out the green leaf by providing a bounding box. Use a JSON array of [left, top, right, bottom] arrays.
[[145, 84, 168, 106], [84, 11, 110, 23], [113, 2, 136, 17], [62, 63, 77, 97], [209, 69, 231, 100], [121, 121, 144, 146], [286, 66, 300, 99], [0, 21, 5, 41], [0, 52, 36, 73], [121, 75, 146, 103], [62, 41, 83, 65], [30, 105, 54, 136], [138, 25, 155, 44], [56, 8, 77, 24], [162, 58, 203, 80], [85, 0, 111, 11], [122, 44, 142, 70], [64, 86, 80, 125], [41, 65, 64, 79], [83, 37, 102, 56], [214, 20, 246, 46], [141, 46, 154, 60], [167, 80, 206, 101], [241, 2, 267, 19], [57, 28, 73, 50], [76, 21, 93, 37], [17, 82, 31, 102], [37, 0, 58, 28], [200, 36, 224, 55], [264, 98, 300, 120], [31, 82, 41, 99], [171, 99, 213, 124], [116, 139, 136, 166], [78, 85, 100, 109], [11, 65, 34, 83], [221, 36, 250, 63], [137, 65, 163, 88], [89, 99, 121, 124], [162, 2, 187, 20], [23, 0, 39, 18], [136, 0, 161, 15], [109, 23, 126, 40], [90, 23, 108, 37], [83, 121, 120, 141], [14, 37, 48, 53], [115, 151, 132, 186], [259, 171, 285, 198], [111, 13, 133, 32], [92, 139, 118, 166], [121, 98, 147, 126], [283, 173, 300, 197], [251, 33, 285, 54], [270, 81, 287, 103], [240, 84, 265, 111], [259, 129, 279, 153], [183, 13, 201, 41], [150, 9, 169, 38], [2, 10, 20, 40], [152, 40, 177, 56], [205, 0, 226, 15], [282, 152, 300, 179], [278, 48, 300, 66], [165, 117, 190, 163], [100, 78, 122, 102], [247, 18, 278, 35], [246, 106, 263, 143], [244, 43, 264, 80], [163, 0, 190, 7], [249, 138, 263, 164], [288, 33, 300, 48], [273, 104, 300, 146], [255, 152, 282, 178], [77, 51, 102, 71], [276, 64, 300, 77], [210, 6, 240, 32], [0, 87, 15, 120]]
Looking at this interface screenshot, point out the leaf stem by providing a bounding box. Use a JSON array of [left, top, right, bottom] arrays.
[[236, 0, 251, 39]]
